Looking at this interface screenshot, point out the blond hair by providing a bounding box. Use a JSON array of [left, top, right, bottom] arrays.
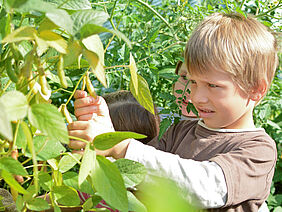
[[185, 13, 279, 94]]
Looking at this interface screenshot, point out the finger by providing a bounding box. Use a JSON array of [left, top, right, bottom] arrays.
[[74, 105, 98, 117], [77, 114, 96, 121], [67, 121, 89, 130], [74, 96, 97, 109], [69, 139, 87, 150], [68, 129, 92, 141], [74, 90, 88, 99]]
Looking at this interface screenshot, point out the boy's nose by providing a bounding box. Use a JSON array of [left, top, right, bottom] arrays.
[[191, 87, 208, 104]]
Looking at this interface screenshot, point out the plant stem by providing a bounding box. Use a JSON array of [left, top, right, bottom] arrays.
[[0, 80, 11, 96], [135, 0, 179, 41], [256, 1, 281, 18], [239, 0, 246, 10], [104, 64, 129, 70], [65, 71, 88, 106]]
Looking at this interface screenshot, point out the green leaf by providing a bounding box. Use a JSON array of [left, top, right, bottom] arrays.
[[0, 102, 13, 141], [28, 104, 69, 144], [16, 195, 24, 211], [1, 26, 36, 43], [91, 156, 128, 212], [58, 153, 82, 173], [14, 123, 27, 151], [130, 74, 155, 115], [127, 191, 147, 212], [24, 135, 66, 161], [158, 118, 172, 140], [1, 170, 29, 194], [129, 53, 138, 95], [38, 171, 52, 192], [52, 185, 80, 206], [26, 198, 50, 211], [63, 40, 82, 67], [63, 171, 95, 195], [54, 0, 91, 10], [78, 144, 95, 186], [0, 91, 28, 121], [71, 9, 109, 35], [6, 0, 28, 8], [0, 157, 28, 176], [158, 68, 178, 80], [114, 159, 147, 188], [79, 24, 132, 48], [94, 131, 147, 150]]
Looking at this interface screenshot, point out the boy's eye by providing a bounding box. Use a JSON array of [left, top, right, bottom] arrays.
[[190, 80, 196, 84], [208, 83, 218, 88], [181, 76, 188, 81]]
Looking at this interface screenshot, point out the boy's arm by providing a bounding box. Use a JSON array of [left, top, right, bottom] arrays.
[[125, 139, 227, 208]]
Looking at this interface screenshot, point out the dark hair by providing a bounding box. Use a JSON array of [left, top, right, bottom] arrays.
[[103, 91, 160, 144]]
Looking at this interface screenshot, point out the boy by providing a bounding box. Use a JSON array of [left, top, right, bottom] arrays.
[[68, 13, 278, 211]]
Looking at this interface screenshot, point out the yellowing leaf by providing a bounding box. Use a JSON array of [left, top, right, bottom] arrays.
[[38, 30, 67, 54], [2, 26, 36, 43], [64, 40, 82, 67], [34, 34, 49, 56], [129, 53, 138, 95], [83, 49, 107, 87], [130, 74, 155, 115], [82, 34, 104, 64]]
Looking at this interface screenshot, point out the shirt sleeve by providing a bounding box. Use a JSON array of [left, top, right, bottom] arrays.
[[125, 139, 227, 208]]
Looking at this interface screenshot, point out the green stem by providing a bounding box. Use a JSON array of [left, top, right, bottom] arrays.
[[68, 135, 90, 144], [65, 71, 88, 106], [104, 64, 129, 70], [239, 0, 246, 10], [255, 1, 281, 18], [0, 80, 11, 96], [135, 0, 178, 41]]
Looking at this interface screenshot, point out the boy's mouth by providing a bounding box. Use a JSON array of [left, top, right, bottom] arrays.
[[197, 107, 215, 117]]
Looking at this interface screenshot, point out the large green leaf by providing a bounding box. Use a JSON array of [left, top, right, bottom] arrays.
[[1, 170, 29, 194], [78, 144, 95, 186], [0, 91, 28, 121], [114, 159, 147, 188], [0, 157, 28, 176], [28, 104, 69, 144], [6, 0, 28, 8], [58, 153, 81, 173], [46, 0, 91, 10], [0, 102, 13, 141], [63, 171, 95, 195], [91, 156, 128, 212], [38, 171, 52, 192], [13, 0, 73, 34], [24, 135, 66, 161], [127, 191, 147, 212], [130, 74, 155, 115], [1, 26, 36, 43], [79, 24, 132, 48], [94, 131, 147, 150], [52, 185, 80, 206], [71, 9, 109, 35], [26, 198, 50, 211], [63, 40, 82, 67]]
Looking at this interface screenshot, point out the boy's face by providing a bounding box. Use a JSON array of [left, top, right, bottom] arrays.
[[189, 69, 255, 129], [173, 63, 197, 118]]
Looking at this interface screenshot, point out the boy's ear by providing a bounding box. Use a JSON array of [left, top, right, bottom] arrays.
[[250, 80, 267, 102]]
